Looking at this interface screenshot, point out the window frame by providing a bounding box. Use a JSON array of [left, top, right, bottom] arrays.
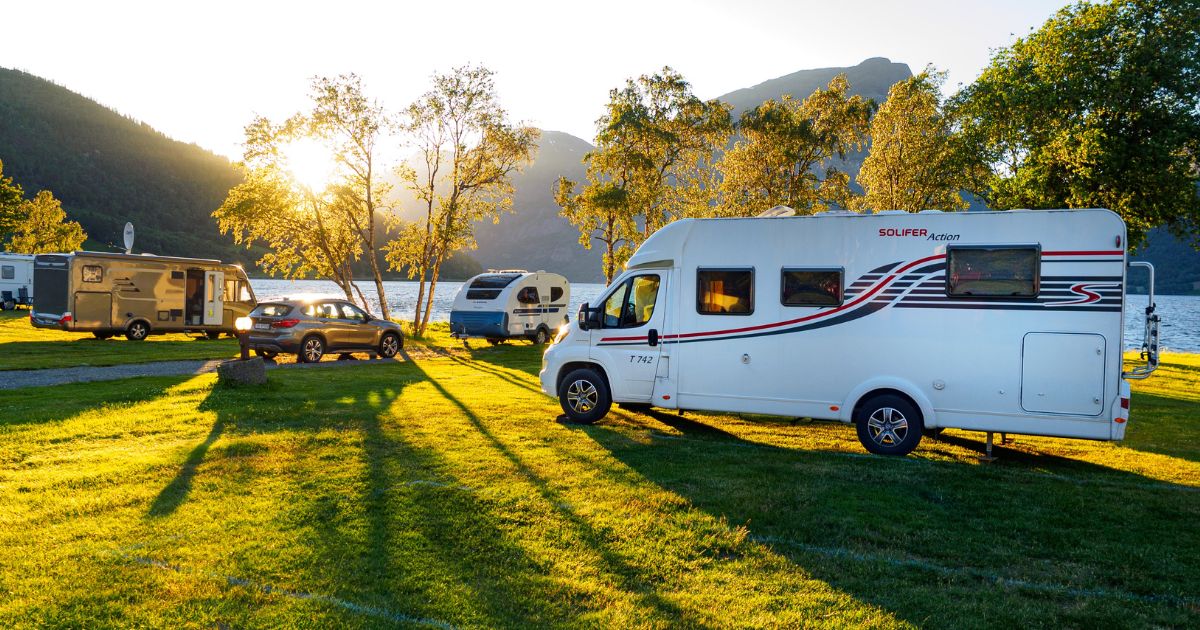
[[516, 286, 540, 305], [696, 267, 755, 316], [601, 273, 661, 329], [81, 264, 103, 283], [944, 244, 1042, 299], [780, 266, 844, 307], [1, 265, 13, 280]]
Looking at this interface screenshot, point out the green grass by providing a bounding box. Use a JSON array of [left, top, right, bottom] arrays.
[[0, 310, 239, 370], [0, 344, 1196, 627]]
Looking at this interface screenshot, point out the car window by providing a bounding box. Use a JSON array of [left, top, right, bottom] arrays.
[[306, 303, 339, 319], [340, 303, 369, 321], [251, 303, 292, 317]]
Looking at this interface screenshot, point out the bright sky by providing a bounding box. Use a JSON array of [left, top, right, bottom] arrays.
[[1, 0, 1073, 160]]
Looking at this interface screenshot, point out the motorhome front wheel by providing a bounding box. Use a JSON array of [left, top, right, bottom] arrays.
[[559, 368, 611, 424], [854, 394, 924, 456]]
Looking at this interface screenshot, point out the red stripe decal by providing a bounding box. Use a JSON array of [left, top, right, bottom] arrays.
[[1042, 250, 1124, 257]]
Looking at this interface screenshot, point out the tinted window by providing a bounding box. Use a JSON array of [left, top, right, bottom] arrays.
[[947, 247, 1040, 297], [782, 269, 842, 306], [1, 265, 12, 280], [82, 265, 102, 283], [517, 287, 539, 304], [252, 303, 293, 317], [466, 289, 501, 300], [306, 303, 340, 318], [550, 286, 564, 302], [470, 274, 522, 289], [698, 269, 753, 315], [603, 275, 660, 328]]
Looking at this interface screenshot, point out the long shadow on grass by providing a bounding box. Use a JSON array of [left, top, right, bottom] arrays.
[[574, 408, 1200, 628], [408, 357, 698, 626], [141, 359, 568, 627]]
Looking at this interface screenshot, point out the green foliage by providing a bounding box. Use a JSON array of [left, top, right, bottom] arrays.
[[389, 65, 539, 334], [553, 176, 635, 282], [950, 0, 1200, 247], [718, 75, 873, 215], [857, 70, 971, 212], [5, 189, 87, 253], [0, 158, 25, 242], [214, 117, 365, 303]]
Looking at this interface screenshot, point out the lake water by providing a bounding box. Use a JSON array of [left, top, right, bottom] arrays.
[[250, 280, 1200, 353]]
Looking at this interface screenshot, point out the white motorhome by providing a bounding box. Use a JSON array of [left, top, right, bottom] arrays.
[[540, 208, 1161, 456], [0, 253, 34, 309], [450, 270, 571, 345]]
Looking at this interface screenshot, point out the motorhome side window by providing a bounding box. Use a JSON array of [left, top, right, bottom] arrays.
[[517, 287, 539, 304], [697, 269, 753, 315], [781, 269, 842, 306], [603, 275, 660, 328], [81, 265, 102, 283], [550, 287, 564, 302], [946, 246, 1040, 298], [1, 265, 12, 280]]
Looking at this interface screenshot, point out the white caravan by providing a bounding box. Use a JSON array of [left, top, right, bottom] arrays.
[[0, 253, 34, 309], [540, 208, 1161, 456], [450, 270, 571, 345]]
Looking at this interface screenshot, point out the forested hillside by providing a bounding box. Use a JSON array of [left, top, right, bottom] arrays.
[[0, 68, 246, 261]]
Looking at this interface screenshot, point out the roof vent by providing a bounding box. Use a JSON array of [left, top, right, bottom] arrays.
[[757, 205, 797, 218]]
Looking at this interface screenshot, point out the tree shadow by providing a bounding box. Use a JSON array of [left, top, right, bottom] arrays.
[[146, 419, 224, 518], [574, 407, 1200, 627]]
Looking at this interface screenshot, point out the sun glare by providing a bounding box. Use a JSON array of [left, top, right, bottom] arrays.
[[282, 137, 338, 192]]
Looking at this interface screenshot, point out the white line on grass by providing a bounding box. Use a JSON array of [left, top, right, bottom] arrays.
[[101, 550, 456, 628], [748, 535, 1199, 608]]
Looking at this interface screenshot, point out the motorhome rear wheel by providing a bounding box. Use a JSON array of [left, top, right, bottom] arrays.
[[126, 321, 150, 341], [854, 394, 924, 456]]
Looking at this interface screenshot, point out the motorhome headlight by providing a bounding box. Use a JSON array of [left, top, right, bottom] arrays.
[[553, 324, 570, 345]]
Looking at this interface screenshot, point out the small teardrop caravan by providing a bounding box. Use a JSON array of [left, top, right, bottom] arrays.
[[450, 270, 571, 345]]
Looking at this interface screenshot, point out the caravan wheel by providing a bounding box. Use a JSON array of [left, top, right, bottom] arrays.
[[125, 321, 150, 341], [533, 326, 551, 345], [854, 394, 923, 456], [559, 368, 611, 424]]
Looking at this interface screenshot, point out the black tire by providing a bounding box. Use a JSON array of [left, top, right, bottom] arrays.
[[379, 332, 401, 358], [205, 331, 222, 340], [92, 332, 113, 340], [854, 394, 924, 456], [558, 367, 612, 424], [255, 349, 278, 360], [298, 335, 325, 363], [533, 326, 551, 345], [125, 321, 150, 341], [486, 337, 504, 346]]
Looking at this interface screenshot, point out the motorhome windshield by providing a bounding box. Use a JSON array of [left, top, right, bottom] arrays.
[[469, 274, 521, 289]]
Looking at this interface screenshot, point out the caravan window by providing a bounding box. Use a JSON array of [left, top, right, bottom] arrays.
[[781, 269, 842, 306], [517, 287, 540, 304], [82, 265, 102, 283], [946, 246, 1040, 298], [550, 286, 564, 302], [1, 265, 12, 280], [697, 269, 754, 315], [602, 275, 660, 328]]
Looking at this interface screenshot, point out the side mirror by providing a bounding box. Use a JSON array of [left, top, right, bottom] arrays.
[[577, 304, 592, 330]]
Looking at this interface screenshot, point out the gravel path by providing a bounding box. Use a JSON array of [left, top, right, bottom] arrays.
[[0, 356, 400, 390]]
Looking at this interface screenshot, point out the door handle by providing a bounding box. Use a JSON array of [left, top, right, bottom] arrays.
[[648, 329, 659, 347]]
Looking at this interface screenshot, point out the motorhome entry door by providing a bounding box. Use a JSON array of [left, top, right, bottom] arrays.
[[204, 271, 224, 325]]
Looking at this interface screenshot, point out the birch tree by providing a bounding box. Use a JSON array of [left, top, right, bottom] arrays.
[[388, 65, 538, 336]]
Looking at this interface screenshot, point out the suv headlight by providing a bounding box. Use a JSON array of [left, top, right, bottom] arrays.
[[553, 324, 570, 345]]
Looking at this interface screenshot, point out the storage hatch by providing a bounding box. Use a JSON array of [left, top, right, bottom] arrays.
[[1021, 333, 1105, 416]]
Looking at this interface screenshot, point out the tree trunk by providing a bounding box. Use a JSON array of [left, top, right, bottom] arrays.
[[419, 253, 445, 337]]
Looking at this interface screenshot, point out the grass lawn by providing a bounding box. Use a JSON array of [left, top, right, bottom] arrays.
[[0, 310, 239, 370], [0, 344, 1196, 627]]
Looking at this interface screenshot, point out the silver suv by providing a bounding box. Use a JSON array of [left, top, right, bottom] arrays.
[[246, 297, 403, 363]]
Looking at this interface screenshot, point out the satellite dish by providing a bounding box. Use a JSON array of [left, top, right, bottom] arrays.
[[123, 222, 135, 254]]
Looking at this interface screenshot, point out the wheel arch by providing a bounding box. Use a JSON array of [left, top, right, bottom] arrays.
[[843, 379, 937, 428], [556, 360, 611, 395]]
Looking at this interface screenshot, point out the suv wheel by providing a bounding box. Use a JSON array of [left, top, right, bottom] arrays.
[[299, 335, 325, 363], [379, 332, 401, 358]]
